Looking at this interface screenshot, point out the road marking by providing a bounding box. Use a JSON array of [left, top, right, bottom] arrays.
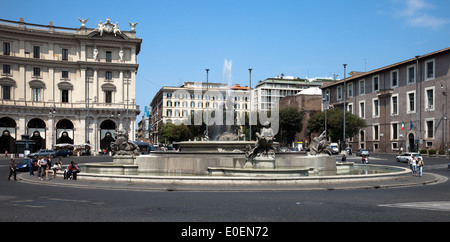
[[379, 201, 450, 212]]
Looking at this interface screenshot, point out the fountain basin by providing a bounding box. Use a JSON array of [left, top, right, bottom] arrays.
[[134, 152, 336, 176], [175, 141, 257, 152], [208, 167, 314, 177]]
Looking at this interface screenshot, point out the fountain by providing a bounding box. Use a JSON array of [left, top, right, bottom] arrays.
[[80, 59, 412, 186]]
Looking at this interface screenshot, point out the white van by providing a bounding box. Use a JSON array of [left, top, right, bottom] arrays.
[[330, 143, 339, 154]]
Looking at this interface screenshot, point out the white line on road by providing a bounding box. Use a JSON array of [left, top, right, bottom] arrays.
[[379, 201, 450, 212]]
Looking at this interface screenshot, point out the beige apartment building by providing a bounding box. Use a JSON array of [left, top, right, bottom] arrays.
[[0, 18, 142, 154], [150, 82, 250, 143]]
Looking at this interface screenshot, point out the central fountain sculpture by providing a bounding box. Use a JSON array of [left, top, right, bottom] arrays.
[[244, 121, 276, 169], [109, 59, 336, 177]]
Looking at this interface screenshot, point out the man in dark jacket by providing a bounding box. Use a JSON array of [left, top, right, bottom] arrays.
[[9, 158, 17, 181]]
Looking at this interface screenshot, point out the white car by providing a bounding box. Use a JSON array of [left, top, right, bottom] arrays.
[[329, 143, 339, 154], [396, 153, 422, 163]]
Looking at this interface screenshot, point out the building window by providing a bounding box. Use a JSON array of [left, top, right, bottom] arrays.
[[373, 98, 379, 117], [33, 46, 40, 58], [105, 71, 112, 80], [373, 76, 379, 92], [347, 103, 353, 114], [407, 91, 416, 113], [106, 51, 112, 62], [359, 80, 365, 95], [62, 49, 69, 61], [105, 91, 112, 103], [425, 59, 435, 80], [391, 70, 398, 88], [62, 71, 69, 79], [2, 85, 11, 100], [32, 88, 41, 101], [391, 95, 398, 115], [373, 124, 379, 141], [166, 101, 172, 107], [425, 87, 434, 111], [166, 109, 172, 117], [347, 83, 353, 98], [3, 42, 10, 55], [2, 64, 11, 74], [61, 89, 69, 103], [391, 123, 398, 140], [337, 86, 342, 100], [33, 67, 41, 77], [359, 101, 365, 118], [426, 119, 434, 139], [407, 65, 415, 84]]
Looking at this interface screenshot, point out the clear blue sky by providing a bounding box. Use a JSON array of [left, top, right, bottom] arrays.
[[4, 0, 450, 115]]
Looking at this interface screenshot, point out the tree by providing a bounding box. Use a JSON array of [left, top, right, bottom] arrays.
[[307, 108, 366, 143], [276, 106, 304, 146], [161, 123, 192, 143]]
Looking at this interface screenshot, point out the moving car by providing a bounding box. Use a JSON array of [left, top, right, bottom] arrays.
[[15, 158, 38, 172], [396, 153, 422, 163], [329, 143, 339, 154], [356, 149, 370, 157], [28, 149, 56, 158]]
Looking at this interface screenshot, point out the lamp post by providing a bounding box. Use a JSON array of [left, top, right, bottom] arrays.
[[248, 68, 252, 141], [205, 68, 210, 140], [342, 64, 347, 153], [442, 82, 448, 155], [323, 92, 329, 138]]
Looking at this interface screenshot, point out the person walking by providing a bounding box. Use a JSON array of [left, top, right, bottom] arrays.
[[39, 157, 48, 180], [417, 157, 424, 177], [28, 158, 34, 176], [8, 158, 17, 181], [410, 154, 417, 175]]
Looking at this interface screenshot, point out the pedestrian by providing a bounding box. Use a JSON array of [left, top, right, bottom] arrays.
[[39, 156, 48, 180], [37, 156, 42, 178], [341, 154, 346, 161], [410, 154, 417, 175], [417, 157, 424, 177], [28, 158, 34, 176], [8, 158, 17, 181], [361, 155, 366, 164], [365, 155, 369, 164]]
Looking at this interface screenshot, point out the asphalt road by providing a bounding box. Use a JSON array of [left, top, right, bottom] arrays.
[[1, 153, 449, 224]]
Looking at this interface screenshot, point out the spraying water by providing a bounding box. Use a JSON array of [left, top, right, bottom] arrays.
[[222, 59, 233, 97]]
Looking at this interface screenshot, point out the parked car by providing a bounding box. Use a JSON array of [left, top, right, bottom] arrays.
[[329, 143, 339, 154], [356, 149, 370, 157], [55, 149, 73, 157], [396, 153, 422, 163], [28, 149, 56, 158], [15, 159, 38, 172]]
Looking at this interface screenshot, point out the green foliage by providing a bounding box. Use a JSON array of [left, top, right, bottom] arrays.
[[161, 123, 192, 143], [277, 106, 304, 145], [307, 108, 366, 142]]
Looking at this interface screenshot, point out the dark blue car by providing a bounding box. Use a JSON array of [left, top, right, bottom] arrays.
[[15, 159, 38, 172]]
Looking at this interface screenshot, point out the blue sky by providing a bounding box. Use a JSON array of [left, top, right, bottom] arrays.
[[3, 0, 450, 115]]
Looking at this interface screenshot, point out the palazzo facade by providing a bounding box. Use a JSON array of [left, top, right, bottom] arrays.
[[0, 18, 142, 154]]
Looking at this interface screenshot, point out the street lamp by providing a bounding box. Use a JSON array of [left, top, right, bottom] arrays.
[[342, 64, 347, 153], [323, 92, 329, 138], [442, 82, 448, 154], [248, 68, 252, 141], [205, 68, 210, 140]]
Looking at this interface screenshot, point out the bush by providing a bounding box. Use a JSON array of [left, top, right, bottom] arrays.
[[419, 149, 428, 155], [438, 150, 445, 155], [428, 149, 436, 155]]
